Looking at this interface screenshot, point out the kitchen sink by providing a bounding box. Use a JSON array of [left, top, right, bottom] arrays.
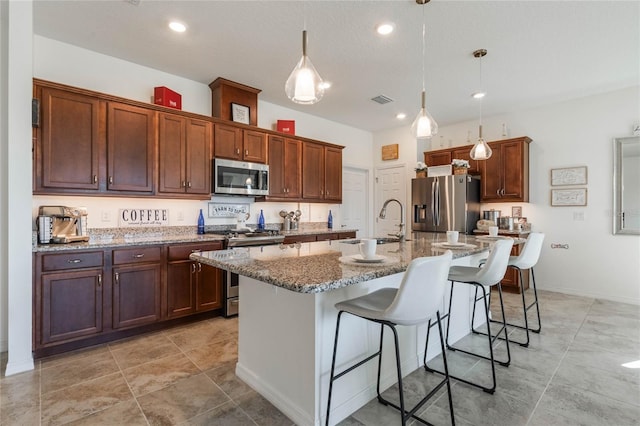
[[340, 237, 410, 245]]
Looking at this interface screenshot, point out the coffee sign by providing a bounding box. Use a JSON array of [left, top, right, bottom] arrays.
[[119, 209, 169, 227]]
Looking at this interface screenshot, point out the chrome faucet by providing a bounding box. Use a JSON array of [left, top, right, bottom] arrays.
[[379, 198, 405, 241]]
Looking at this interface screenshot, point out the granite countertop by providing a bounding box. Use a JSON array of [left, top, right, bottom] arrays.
[[32, 226, 359, 253], [190, 232, 518, 294]]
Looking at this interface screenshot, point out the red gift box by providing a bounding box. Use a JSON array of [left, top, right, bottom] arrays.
[[277, 120, 295, 135], [154, 86, 182, 110]]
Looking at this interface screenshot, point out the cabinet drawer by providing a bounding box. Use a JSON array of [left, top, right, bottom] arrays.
[[283, 234, 317, 244], [42, 251, 104, 272], [338, 231, 356, 239], [316, 233, 339, 241], [168, 242, 223, 261], [113, 246, 162, 265]]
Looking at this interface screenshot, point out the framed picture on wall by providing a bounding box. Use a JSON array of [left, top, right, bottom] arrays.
[[551, 188, 587, 206], [550, 166, 588, 186], [231, 103, 250, 124]]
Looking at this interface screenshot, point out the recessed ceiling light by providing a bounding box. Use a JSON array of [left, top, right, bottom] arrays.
[[169, 21, 187, 33], [396, 113, 407, 120], [319, 81, 332, 90], [376, 23, 394, 36], [472, 92, 486, 99]]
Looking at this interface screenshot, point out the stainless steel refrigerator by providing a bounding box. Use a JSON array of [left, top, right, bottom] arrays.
[[411, 175, 480, 234]]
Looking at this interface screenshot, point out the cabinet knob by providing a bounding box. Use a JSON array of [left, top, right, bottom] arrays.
[[236, 148, 240, 155], [92, 175, 97, 184], [98, 274, 102, 288], [181, 181, 186, 188], [109, 176, 113, 184], [114, 272, 119, 284], [187, 181, 192, 188], [245, 149, 248, 156]]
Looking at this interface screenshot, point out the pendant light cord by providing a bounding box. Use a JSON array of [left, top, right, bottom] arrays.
[[478, 52, 483, 136], [421, 4, 426, 93]]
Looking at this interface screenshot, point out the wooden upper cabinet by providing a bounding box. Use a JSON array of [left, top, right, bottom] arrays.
[[214, 123, 266, 163], [107, 102, 156, 193], [268, 135, 301, 199], [159, 113, 211, 196], [243, 129, 267, 163], [451, 147, 480, 175], [324, 146, 342, 202], [479, 137, 531, 202], [424, 150, 452, 168], [302, 142, 325, 199], [302, 142, 343, 202], [37, 87, 102, 191], [213, 123, 242, 160]]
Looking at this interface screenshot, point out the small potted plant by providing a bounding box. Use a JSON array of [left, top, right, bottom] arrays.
[[451, 159, 470, 175], [415, 161, 428, 178]]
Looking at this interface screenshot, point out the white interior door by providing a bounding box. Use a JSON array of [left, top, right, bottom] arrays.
[[375, 165, 407, 237], [341, 167, 369, 237]]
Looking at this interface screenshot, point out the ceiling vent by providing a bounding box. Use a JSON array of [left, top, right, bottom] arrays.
[[371, 95, 394, 105]]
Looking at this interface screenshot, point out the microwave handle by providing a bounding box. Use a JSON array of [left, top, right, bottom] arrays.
[[259, 170, 267, 190]]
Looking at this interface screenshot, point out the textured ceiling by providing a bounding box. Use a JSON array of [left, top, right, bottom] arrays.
[[33, 0, 640, 133]]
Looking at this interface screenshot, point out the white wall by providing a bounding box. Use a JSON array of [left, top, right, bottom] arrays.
[[426, 87, 640, 304], [0, 0, 7, 354], [2, 0, 35, 374]]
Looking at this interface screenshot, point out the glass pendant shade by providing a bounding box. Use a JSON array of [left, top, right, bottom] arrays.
[[411, 90, 438, 139], [470, 125, 493, 160], [285, 30, 324, 105]]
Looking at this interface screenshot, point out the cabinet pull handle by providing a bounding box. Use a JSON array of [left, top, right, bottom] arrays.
[[181, 181, 186, 188], [109, 176, 113, 184], [197, 263, 202, 273], [67, 259, 82, 264], [93, 175, 97, 184], [133, 253, 145, 258], [191, 249, 201, 253], [236, 148, 240, 155], [191, 263, 196, 273], [114, 272, 119, 284], [245, 149, 248, 156], [187, 181, 192, 188], [98, 274, 102, 288]]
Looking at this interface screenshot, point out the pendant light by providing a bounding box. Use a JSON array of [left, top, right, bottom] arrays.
[[469, 49, 493, 160], [411, 0, 438, 140], [285, 22, 325, 104]]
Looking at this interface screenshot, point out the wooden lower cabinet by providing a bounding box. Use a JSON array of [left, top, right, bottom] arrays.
[[41, 269, 103, 345], [167, 242, 223, 318], [112, 263, 162, 329], [34, 241, 224, 355]]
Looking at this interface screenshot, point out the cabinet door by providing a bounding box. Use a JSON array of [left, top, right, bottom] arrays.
[[39, 87, 102, 191], [243, 130, 267, 163], [214, 123, 242, 160], [451, 146, 480, 175], [167, 261, 195, 318], [107, 103, 156, 192], [267, 135, 286, 197], [302, 142, 325, 199], [41, 269, 103, 345], [158, 113, 186, 193], [284, 138, 302, 198], [185, 118, 212, 194], [113, 264, 161, 329], [196, 263, 223, 312], [424, 151, 452, 167], [479, 145, 503, 202], [501, 141, 526, 200], [324, 147, 342, 201]]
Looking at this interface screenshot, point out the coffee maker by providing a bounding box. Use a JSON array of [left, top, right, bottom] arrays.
[[37, 206, 89, 244]]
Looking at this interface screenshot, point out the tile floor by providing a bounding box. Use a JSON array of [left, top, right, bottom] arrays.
[[1, 289, 639, 425]]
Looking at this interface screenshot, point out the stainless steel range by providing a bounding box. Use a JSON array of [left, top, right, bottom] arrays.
[[206, 229, 284, 316]]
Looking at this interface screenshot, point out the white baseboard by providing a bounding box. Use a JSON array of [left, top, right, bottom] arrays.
[[538, 285, 640, 306], [4, 356, 34, 376]]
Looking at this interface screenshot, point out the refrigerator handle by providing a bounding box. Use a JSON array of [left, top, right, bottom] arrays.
[[434, 178, 440, 226]]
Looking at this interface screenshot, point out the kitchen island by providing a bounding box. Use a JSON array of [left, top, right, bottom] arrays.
[[191, 233, 495, 426]]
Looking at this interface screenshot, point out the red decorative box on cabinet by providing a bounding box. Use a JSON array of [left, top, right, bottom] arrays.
[[154, 86, 182, 110], [277, 120, 295, 135]]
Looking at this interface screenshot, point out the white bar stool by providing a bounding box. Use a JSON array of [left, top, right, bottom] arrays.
[[326, 252, 455, 426], [425, 239, 513, 394], [482, 232, 545, 347]]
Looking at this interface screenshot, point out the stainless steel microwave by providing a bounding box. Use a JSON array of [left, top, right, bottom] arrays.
[[213, 158, 269, 196]]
